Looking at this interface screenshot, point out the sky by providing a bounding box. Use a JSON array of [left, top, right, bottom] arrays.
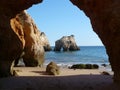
[[27, 0, 103, 46]]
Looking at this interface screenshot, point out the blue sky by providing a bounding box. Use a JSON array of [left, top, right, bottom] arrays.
[[27, 0, 103, 46]]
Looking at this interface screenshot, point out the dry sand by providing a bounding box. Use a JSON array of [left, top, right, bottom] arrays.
[[0, 67, 120, 90], [13, 67, 113, 76]]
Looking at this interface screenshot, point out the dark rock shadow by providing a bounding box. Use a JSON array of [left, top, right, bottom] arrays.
[[0, 75, 120, 90]]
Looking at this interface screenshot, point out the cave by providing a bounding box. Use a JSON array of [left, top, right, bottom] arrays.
[[0, 0, 120, 85], [70, 0, 120, 82]]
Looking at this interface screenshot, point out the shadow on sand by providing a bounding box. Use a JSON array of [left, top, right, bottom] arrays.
[[0, 74, 120, 90]]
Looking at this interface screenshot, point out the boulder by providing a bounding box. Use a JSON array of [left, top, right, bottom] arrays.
[[71, 64, 86, 69], [54, 35, 80, 51], [0, 0, 42, 77], [70, 64, 99, 69], [71, 0, 120, 82], [46, 62, 60, 75], [101, 71, 110, 75]]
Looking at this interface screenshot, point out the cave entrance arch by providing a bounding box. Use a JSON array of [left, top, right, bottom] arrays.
[[27, 0, 109, 72], [70, 0, 120, 83], [27, 0, 104, 46], [27, 0, 120, 83], [1, 0, 120, 85]]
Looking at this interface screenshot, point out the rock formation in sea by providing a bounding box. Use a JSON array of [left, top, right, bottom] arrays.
[[70, 0, 120, 82], [0, 0, 42, 77], [54, 35, 80, 51], [40, 32, 52, 51]]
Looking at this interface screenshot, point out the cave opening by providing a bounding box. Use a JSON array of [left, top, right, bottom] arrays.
[[1, 0, 120, 89], [26, 0, 109, 67], [27, 0, 104, 46]]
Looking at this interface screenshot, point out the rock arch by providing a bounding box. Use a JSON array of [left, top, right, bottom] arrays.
[[54, 35, 80, 51], [0, 0, 120, 83]]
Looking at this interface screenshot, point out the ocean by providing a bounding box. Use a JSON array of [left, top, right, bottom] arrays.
[[44, 46, 109, 67]]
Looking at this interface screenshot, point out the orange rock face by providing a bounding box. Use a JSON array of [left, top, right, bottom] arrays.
[[10, 14, 25, 48], [71, 0, 120, 82], [19, 11, 44, 67], [0, 0, 42, 77], [11, 11, 45, 67]]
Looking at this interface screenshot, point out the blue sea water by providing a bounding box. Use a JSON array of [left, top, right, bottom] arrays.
[[44, 46, 109, 66]]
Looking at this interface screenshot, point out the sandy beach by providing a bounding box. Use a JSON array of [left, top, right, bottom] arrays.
[[1, 67, 120, 90], [13, 66, 113, 76]]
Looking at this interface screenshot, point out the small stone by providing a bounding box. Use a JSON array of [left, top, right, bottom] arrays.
[[46, 62, 60, 75]]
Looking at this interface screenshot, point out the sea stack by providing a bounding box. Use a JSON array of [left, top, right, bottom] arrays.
[[40, 32, 52, 51], [54, 35, 80, 51]]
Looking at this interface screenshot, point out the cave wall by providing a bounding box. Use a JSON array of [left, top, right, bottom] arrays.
[[0, 0, 43, 77], [0, 0, 120, 83], [70, 0, 120, 82]]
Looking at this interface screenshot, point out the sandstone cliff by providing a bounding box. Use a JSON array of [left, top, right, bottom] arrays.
[[54, 35, 80, 51], [0, 0, 42, 77], [11, 10, 51, 67], [40, 32, 52, 51], [11, 11, 45, 67], [71, 0, 120, 82]]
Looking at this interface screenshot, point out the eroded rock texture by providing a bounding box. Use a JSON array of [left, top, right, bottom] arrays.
[[11, 11, 45, 67], [40, 32, 52, 51], [0, 0, 42, 77], [46, 62, 60, 75], [71, 0, 120, 82], [54, 35, 80, 51]]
